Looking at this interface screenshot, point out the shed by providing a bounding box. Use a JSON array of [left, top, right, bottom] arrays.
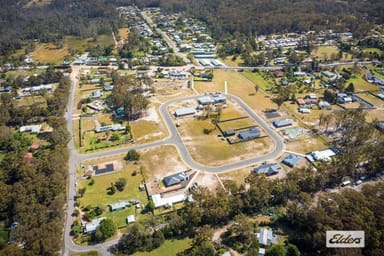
[[238, 127, 260, 141], [282, 154, 302, 167], [273, 119, 293, 128], [103, 85, 114, 91], [126, 215, 136, 224], [174, 108, 196, 117], [109, 202, 129, 212], [253, 163, 282, 176], [223, 130, 235, 137]]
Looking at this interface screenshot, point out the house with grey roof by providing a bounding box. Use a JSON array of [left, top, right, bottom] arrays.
[[163, 172, 188, 187], [253, 163, 282, 176], [272, 119, 292, 128], [238, 127, 260, 141], [282, 154, 302, 167]]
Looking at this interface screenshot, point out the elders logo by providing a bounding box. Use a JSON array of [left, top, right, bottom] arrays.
[[326, 231, 365, 248]]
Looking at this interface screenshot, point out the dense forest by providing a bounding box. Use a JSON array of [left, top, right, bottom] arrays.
[[0, 68, 71, 254], [134, 0, 384, 39], [0, 0, 125, 58]]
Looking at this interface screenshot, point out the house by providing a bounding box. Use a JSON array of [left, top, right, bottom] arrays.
[[163, 172, 188, 187], [212, 94, 227, 104], [306, 148, 337, 162], [337, 93, 352, 104], [318, 101, 332, 110], [126, 215, 136, 224], [258, 248, 266, 256], [253, 163, 282, 176], [223, 130, 235, 137], [91, 89, 101, 98], [93, 163, 114, 175], [238, 127, 261, 141], [20, 124, 42, 133], [322, 71, 335, 79], [83, 217, 106, 234], [296, 98, 306, 105], [109, 202, 130, 212], [258, 228, 273, 246], [274, 71, 284, 78], [273, 119, 293, 128], [299, 108, 311, 113], [198, 96, 213, 105], [151, 192, 187, 208], [174, 108, 196, 117], [293, 71, 306, 77], [95, 123, 125, 133], [282, 154, 302, 167], [103, 85, 114, 91], [376, 121, 384, 130]]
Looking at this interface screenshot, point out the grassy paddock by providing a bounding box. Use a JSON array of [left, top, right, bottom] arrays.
[[30, 43, 69, 64], [194, 70, 278, 115], [133, 238, 192, 256]]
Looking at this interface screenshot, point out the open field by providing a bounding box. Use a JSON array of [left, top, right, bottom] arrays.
[[241, 71, 275, 91], [139, 145, 189, 181], [65, 34, 114, 54], [311, 46, 348, 61], [130, 105, 168, 144], [285, 136, 329, 154], [133, 238, 191, 256], [218, 55, 244, 66], [346, 73, 379, 92], [29, 43, 69, 64], [217, 117, 258, 131], [118, 28, 130, 41], [355, 92, 384, 108], [194, 70, 278, 115], [16, 95, 47, 107], [176, 116, 274, 166], [5, 69, 45, 80]]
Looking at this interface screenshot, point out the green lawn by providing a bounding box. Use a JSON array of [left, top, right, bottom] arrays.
[[133, 238, 192, 256], [78, 163, 148, 226], [242, 71, 275, 91], [0, 153, 5, 164], [346, 74, 379, 92]]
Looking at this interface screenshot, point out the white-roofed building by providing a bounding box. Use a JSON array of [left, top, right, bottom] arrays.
[[83, 217, 106, 234], [151, 192, 187, 208]]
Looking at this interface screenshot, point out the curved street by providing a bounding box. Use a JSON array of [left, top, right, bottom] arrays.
[[63, 71, 285, 255]]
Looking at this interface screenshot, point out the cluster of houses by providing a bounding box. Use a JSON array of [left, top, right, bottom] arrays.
[[259, 29, 353, 51]]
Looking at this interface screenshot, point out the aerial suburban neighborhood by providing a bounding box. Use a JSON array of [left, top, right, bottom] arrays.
[[0, 1, 384, 256]]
